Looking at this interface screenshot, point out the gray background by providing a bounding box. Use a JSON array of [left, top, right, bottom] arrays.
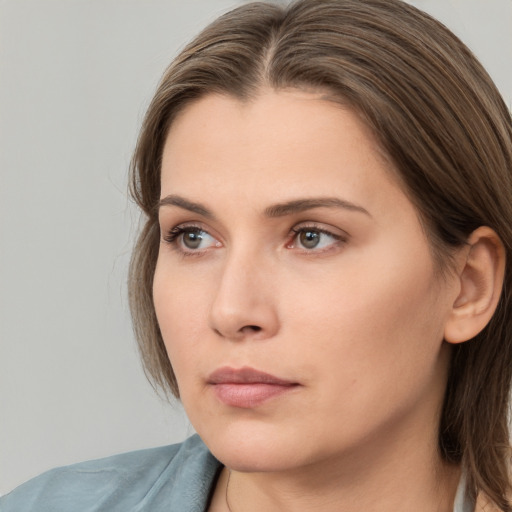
[[1, 0, 511, 495]]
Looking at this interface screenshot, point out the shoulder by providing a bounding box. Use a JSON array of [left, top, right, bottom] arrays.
[[0, 434, 222, 512]]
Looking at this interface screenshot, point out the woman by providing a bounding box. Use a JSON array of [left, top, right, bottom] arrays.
[[2, 0, 511, 510]]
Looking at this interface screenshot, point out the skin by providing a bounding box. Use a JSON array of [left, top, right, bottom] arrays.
[[153, 89, 464, 512]]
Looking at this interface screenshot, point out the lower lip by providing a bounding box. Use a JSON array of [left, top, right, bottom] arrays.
[[211, 383, 298, 408]]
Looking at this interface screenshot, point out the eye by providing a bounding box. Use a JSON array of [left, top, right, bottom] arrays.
[[163, 225, 221, 253], [288, 225, 345, 252]]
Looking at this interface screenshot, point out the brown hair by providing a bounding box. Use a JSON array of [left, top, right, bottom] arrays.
[[129, 0, 512, 508]]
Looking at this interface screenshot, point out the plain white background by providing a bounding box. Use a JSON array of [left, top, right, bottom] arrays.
[[1, 0, 511, 495]]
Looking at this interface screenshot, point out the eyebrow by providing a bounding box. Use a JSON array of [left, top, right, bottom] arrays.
[[264, 198, 371, 218], [158, 195, 371, 218], [158, 195, 214, 218]]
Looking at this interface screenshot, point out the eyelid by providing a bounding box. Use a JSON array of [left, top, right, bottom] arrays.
[[161, 220, 217, 240], [290, 221, 349, 239]]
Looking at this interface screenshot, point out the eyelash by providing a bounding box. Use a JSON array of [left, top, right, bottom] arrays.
[[162, 223, 347, 255], [163, 226, 196, 244]]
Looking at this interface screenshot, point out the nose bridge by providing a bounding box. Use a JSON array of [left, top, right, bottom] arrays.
[[208, 243, 278, 340]]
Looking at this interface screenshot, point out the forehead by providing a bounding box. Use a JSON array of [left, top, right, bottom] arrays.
[[160, 90, 409, 220]]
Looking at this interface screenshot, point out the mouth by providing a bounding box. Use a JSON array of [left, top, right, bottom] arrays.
[[207, 366, 300, 408]]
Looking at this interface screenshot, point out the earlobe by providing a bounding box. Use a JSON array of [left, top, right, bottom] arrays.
[[444, 226, 506, 344]]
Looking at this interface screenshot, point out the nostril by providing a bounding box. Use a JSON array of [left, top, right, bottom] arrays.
[[213, 325, 262, 338]]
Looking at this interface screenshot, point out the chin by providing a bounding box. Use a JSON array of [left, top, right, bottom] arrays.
[[197, 421, 312, 473], [211, 442, 304, 473]]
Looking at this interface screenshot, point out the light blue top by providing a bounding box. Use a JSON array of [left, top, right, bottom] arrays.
[[0, 434, 474, 511], [0, 435, 221, 511]]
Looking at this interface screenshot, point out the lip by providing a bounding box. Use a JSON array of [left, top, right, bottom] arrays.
[[207, 366, 300, 408]]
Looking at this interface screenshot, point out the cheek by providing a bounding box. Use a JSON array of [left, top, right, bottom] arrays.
[[286, 242, 446, 387], [152, 261, 212, 375]]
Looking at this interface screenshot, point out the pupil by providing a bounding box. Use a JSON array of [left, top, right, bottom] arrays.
[[300, 230, 319, 248], [184, 231, 202, 249]]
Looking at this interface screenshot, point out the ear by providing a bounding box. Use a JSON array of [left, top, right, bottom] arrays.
[[444, 226, 506, 344]]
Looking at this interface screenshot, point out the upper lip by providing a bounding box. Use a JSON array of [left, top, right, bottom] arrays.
[[207, 366, 297, 386]]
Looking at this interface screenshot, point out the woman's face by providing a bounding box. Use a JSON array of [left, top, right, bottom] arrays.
[[154, 90, 459, 473]]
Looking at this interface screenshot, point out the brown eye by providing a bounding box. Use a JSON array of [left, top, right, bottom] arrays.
[[182, 229, 204, 249], [289, 226, 343, 251], [164, 226, 220, 252], [299, 230, 321, 249]]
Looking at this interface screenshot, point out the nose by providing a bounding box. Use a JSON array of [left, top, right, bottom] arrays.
[[208, 249, 280, 341]]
